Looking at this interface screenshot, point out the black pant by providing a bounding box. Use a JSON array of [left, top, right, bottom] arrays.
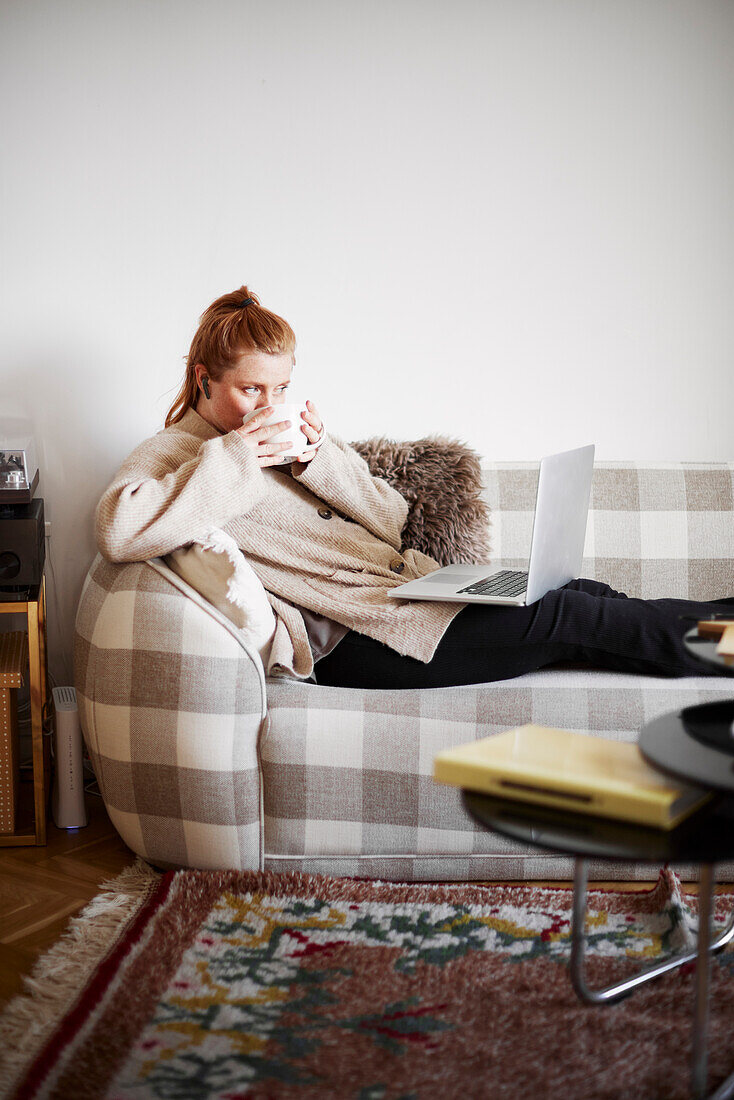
[[315, 579, 734, 689]]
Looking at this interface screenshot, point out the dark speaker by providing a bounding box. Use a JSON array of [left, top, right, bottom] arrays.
[[0, 497, 45, 589]]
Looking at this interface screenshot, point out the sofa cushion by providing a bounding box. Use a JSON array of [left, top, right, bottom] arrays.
[[165, 529, 276, 664], [353, 436, 491, 565], [261, 668, 734, 881]]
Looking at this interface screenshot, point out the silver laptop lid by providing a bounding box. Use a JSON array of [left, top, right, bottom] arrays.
[[525, 444, 595, 605]]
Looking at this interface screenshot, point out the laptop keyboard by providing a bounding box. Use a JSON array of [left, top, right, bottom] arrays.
[[458, 569, 528, 597]]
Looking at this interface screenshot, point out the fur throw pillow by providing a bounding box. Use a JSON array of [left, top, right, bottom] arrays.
[[351, 436, 491, 566]]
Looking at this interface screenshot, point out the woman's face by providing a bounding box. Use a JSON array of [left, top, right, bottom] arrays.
[[195, 351, 294, 434]]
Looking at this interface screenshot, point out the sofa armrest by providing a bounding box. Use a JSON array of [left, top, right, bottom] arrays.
[[74, 555, 267, 870]]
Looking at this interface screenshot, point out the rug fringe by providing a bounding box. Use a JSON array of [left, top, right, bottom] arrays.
[[0, 857, 161, 1097]]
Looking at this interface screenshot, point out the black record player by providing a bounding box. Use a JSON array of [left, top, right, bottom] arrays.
[[0, 433, 45, 598]]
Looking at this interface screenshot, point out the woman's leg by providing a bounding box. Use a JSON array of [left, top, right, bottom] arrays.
[[315, 580, 734, 689]]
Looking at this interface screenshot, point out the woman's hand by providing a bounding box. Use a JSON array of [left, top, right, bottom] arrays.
[[296, 400, 324, 464], [235, 406, 296, 467]]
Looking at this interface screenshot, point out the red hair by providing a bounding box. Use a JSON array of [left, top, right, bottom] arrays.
[[165, 286, 296, 427]]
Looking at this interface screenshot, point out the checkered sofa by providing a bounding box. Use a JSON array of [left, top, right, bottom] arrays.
[[74, 461, 734, 880]]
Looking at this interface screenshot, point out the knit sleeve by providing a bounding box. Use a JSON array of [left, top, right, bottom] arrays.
[[95, 430, 268, 562], [289, 433, 409, 551]]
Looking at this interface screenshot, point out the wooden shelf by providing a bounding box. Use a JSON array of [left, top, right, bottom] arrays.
[[0, 577, 49, 845], [0, 777, 37, 845]]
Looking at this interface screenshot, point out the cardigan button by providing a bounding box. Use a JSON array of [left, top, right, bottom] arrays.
[[390, 560, 405, 574], [318, 508, 333, 520]]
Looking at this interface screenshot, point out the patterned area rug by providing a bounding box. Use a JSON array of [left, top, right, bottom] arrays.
[[1, 863, 733, 1099]]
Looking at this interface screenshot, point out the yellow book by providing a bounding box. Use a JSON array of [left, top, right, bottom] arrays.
[[433, 725, 712, 830]]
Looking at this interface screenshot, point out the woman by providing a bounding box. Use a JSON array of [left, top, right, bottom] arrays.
[[96, 286, 732, 687]]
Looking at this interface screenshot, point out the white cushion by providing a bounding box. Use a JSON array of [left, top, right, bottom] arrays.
[[165, 529, 276, 664]]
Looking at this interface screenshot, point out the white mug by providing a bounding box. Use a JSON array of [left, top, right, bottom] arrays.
[[242, 402, 312, 462]]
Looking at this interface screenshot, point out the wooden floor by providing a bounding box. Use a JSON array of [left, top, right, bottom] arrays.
[[1, 785, 732, 1015], [0, 787, 136, 1010]]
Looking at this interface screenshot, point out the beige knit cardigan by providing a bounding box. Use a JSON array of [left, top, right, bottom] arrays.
[[95, 408, 464, 678]]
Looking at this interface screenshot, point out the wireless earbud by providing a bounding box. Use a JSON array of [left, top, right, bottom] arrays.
[[202, 377, 211, 400]]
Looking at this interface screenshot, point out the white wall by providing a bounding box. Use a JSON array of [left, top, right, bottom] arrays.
[[1, 0, 733, 681]]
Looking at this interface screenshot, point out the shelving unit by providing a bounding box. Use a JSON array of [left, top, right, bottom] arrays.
[[0, 577, 49, 845]]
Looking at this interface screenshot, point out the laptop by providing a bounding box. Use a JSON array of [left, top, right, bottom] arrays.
[[389, 443, 595, 607]]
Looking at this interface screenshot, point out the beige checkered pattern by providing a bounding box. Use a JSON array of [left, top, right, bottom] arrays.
[[75, 463, 734, 878], [484, 461, 734, 600], [263, 671, 733, 881], [74, 556, 266, 870]]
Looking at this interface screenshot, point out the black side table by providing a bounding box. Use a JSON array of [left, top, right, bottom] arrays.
[[629, 626, 734, 1098], [463, 791, 734, 1100], [639, 628, 734, 794]]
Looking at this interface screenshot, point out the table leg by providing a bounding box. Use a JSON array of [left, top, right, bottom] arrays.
[[38, 577, 50, 803], [692, 864, 714, 1099], [570, 858, 734, 1008], [26, 592, 46, 845], [709, 1067, 734, 1098]]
